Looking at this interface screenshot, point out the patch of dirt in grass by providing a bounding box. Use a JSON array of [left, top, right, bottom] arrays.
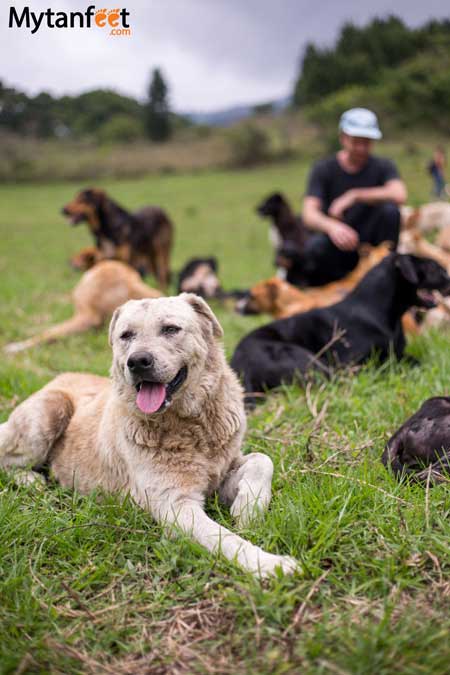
[[48, 599, 242, 675]]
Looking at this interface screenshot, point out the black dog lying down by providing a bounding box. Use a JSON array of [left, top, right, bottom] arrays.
[[382, 397, 450, 484], [231, 254, 450, 399], [178, 257, 247, 301]]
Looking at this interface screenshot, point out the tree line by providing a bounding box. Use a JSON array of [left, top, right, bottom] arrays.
[[2, 17, 450, 144], [0, 68, 178, 143], [292, 16, 450, 134]]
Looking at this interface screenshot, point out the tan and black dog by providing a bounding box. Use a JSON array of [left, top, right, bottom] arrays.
[[63, 188, 173, 288]]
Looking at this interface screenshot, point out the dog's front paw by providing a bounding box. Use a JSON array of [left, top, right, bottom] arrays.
[[257, 553, 300, 578], [240, 548, 300, 578]]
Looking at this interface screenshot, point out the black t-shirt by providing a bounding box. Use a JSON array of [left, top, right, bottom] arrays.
[[306, 155, 400, 213]]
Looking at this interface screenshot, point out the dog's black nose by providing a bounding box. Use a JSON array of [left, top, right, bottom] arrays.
[[62, 207, 69, 215], [127, 351, 154, 373]]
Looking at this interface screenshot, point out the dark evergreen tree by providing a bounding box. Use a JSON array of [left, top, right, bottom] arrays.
[[145, 68, 172, 142]]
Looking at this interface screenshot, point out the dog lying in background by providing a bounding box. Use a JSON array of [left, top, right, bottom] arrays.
[[256, 192, 310, 255], [382, 397, 450, 484], [178, 257, 249, 304], [398, 209, 450, 331], [63, 188, 173, 288], [437, 224, 450, 253], [178, 257, 221, 298], [237, 243, 392, 319], [231, 254, 450, 401], [401, 202, 450, 233], [399, 209, 450, 271], [0, 295, 297, 578], [4, 261, 162, 353]]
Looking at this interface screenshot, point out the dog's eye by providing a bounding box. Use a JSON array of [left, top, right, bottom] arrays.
[[120, 330, 135, 341], [161, 325, 181, 336]]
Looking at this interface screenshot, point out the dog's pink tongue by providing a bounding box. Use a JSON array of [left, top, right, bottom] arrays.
[[136, 382, 166, 414]]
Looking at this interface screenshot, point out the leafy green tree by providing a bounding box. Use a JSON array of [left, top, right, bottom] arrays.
[[292, 16, 450, 107], [98, 114, 144, 144], [67, 89, 142, 137], [0, 81, 29, 133], [145, 68, 172, 142]]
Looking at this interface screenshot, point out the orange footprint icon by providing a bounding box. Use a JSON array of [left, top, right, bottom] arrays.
[[107, 8, 121, 27], [94, 8, 107, 27]]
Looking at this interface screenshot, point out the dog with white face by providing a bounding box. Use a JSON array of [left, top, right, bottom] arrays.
[[0, 294, 298, 578]]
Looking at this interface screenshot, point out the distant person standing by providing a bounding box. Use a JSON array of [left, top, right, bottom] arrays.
[[296, 108, 407, 286], [428, 146, 446, 199]]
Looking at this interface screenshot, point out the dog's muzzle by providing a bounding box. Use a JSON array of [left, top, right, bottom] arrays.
[[62, 207, 84, 225], [128, 351, 188, 414]]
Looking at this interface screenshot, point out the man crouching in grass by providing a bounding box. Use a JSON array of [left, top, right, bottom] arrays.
[[295, 108, 407, 286]]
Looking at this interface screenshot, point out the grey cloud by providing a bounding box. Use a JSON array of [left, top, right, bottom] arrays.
[[1, 0, 448, 111]]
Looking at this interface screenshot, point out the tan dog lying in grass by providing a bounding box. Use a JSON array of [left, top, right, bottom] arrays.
[[398, 209, 450, 332], [237, 243, 392, 319], [399, 209, 450, 272], [4, 260, 162, 353], [401, 202, 450, 233], [437, 225, 450, 254], [0, 295, 298, 578]]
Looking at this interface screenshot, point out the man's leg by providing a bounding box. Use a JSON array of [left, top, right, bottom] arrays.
[[347, 202, 401, 248], [294, 233, 359, 286]]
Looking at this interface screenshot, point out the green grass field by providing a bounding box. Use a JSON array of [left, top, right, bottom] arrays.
[[1, 153, 450, 674]]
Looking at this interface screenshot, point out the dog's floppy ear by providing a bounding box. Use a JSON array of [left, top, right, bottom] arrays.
[[182, 293, 224, 339], [396, 254, 419, 285], [207, 257, 218, 273], [108, 306, 122, 345]]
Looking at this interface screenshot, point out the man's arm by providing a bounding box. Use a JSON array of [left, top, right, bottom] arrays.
[[348, 178, 407, 206], [302, 196, 359, 251], [329, 179, 407, 220]]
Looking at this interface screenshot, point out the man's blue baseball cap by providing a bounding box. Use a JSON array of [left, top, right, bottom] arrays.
[[339, 108, 382, 140]]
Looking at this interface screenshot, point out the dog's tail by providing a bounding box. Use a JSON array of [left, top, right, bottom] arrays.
[[3, 312, 102, 354]]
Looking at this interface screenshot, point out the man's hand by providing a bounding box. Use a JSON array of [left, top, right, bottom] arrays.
[[302, 194, 359, 250], [327, 221, 359, 251], [328, 190, 356, 220]]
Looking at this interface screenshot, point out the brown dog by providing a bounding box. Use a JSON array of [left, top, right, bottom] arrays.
[[4, 261, 162, 353], [238, 243, 392, 319], [63, 188, 173, 288]]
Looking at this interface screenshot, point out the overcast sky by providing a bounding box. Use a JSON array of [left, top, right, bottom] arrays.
[[1, 0, 448, 112]]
